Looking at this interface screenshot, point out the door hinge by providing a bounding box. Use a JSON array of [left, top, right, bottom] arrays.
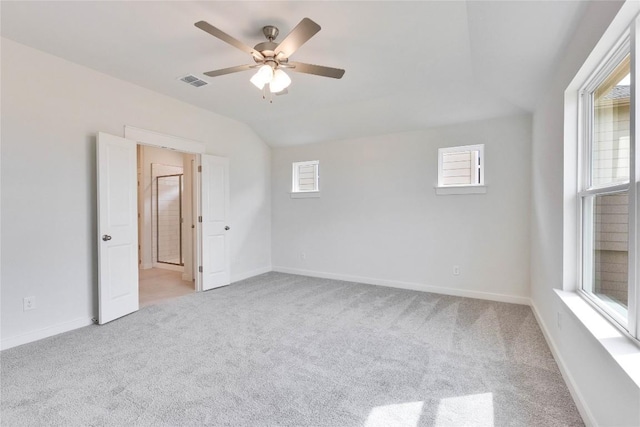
[[198, 216, 202, 223], [198, 165, 202, 172], [199, 266, 203, 273]]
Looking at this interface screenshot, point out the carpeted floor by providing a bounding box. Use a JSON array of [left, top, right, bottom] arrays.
[[1, 272, 582, 426]]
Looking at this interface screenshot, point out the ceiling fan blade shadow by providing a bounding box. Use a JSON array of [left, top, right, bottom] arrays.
[[288, 62, 345, 79], [275, 88, 289, 96], [274, 18, 321, 58], [204, 64, 254, 77], [195, 21, 264, 60]]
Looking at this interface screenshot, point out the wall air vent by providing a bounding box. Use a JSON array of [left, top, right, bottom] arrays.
[[179, 74, 209, 88]]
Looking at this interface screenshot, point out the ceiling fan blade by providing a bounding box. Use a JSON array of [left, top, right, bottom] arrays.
[[203, 64, 254, 77], [274, 18, 321, 58], [288, 62, 345, 79], [195, 21, 264, 60]]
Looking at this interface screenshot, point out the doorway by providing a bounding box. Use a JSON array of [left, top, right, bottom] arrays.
[[137, 144, 196, 307], [97, 129, 231, 325]]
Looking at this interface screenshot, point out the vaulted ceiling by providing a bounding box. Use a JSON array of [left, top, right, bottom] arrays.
[[1, 1, 588, 146]]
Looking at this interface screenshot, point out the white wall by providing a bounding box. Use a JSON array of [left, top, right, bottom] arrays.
[[530, 1, 640, 425], [0, 39, 271, 348], [272, 115, 531, 303]]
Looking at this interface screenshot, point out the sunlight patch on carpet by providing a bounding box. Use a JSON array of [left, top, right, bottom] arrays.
[[364, 401, 424, 427], [435, 392, 494, 426]]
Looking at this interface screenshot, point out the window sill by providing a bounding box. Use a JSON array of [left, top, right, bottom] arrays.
[[435, 185, 487, 195], [290, 191, 320, 199], [554, 289, 640, 388]]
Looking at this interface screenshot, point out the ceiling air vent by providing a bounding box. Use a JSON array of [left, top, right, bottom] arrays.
[[179, 74, 209, 88]]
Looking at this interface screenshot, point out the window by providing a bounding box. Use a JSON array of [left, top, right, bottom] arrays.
[[436, 144, 485, 195], [578, 30, 636, 335], [292, 160, 319, 196]]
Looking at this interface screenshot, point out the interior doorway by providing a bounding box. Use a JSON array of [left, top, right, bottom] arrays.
[[136, 144, 196, 307], [97, 129, 231, 325]]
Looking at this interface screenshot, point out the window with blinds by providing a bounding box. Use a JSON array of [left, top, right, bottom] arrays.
[[292, 160, 319, 193], [438, 144, 484, 187]]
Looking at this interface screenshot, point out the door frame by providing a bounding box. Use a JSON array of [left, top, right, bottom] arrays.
[[124, 126, 207, 292]]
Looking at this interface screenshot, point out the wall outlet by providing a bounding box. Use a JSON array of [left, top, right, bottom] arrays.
[[23, 296, 36, 311], [300, 252, 307, 261], [453, 265, 460, 276]]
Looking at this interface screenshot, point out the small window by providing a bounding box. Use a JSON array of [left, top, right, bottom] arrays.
[[436, 144, 485, 195], [292, 160, 319, 193]]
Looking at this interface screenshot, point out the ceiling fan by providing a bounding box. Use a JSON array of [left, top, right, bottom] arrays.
[[194, 18, 345, 96]]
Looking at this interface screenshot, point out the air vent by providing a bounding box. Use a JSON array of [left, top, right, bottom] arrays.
[[179, 74, 209, 88]]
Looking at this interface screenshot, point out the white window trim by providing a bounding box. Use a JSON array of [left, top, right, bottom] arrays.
[[290, 191, 320, 199], [436, 144, 485, 195], [435, 185, 487, 195], [291, 160, 320, 194], [563, 0, 640, 363]]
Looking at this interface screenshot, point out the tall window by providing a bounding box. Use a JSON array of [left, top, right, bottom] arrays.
[[579, 33, 635, 332]]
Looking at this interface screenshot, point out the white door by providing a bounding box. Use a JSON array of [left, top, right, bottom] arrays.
[[200, 154, 230, 290], [97, 132, 139, 324]]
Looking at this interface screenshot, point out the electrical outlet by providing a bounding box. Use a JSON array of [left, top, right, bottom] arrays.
[[23, 296, 36, 311], [300, 252, 307, 261], [453, 265, 460, 276]]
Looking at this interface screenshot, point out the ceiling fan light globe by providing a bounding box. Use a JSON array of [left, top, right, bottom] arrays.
[[257, 64, 274, 82], [250, 72, 266, 90], [250, 65, 274, 90], [270, 69, 291, 93]]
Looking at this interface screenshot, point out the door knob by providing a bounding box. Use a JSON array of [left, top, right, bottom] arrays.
[[225, 226, 230, 231], [102, 235, 112, 241]]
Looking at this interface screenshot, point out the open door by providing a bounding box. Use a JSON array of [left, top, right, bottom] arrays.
[[200, 154, 230, 290], [97, 132, 139, 324]]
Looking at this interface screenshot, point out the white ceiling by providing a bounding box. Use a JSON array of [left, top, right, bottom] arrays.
[[1, 1, 588, 147]]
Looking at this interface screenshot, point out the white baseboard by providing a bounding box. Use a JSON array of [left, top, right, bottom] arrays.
[[272, 266, 530, 305], [530, 301, 595, 427], [1, 317, 94, 351], [231, 266, 272, 283]]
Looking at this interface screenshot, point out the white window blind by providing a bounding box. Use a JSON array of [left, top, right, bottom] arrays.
[[292, 160, 319, 193]]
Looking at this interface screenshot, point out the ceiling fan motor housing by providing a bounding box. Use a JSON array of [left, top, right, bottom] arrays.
[[253, 26, 281, 67], [253, 41, 278, 57]]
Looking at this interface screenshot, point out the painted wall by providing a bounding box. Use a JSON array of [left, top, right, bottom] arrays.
[[530, 1, 640, 425], [272, 115, 531, 303], [0, 38, 271, 348]]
